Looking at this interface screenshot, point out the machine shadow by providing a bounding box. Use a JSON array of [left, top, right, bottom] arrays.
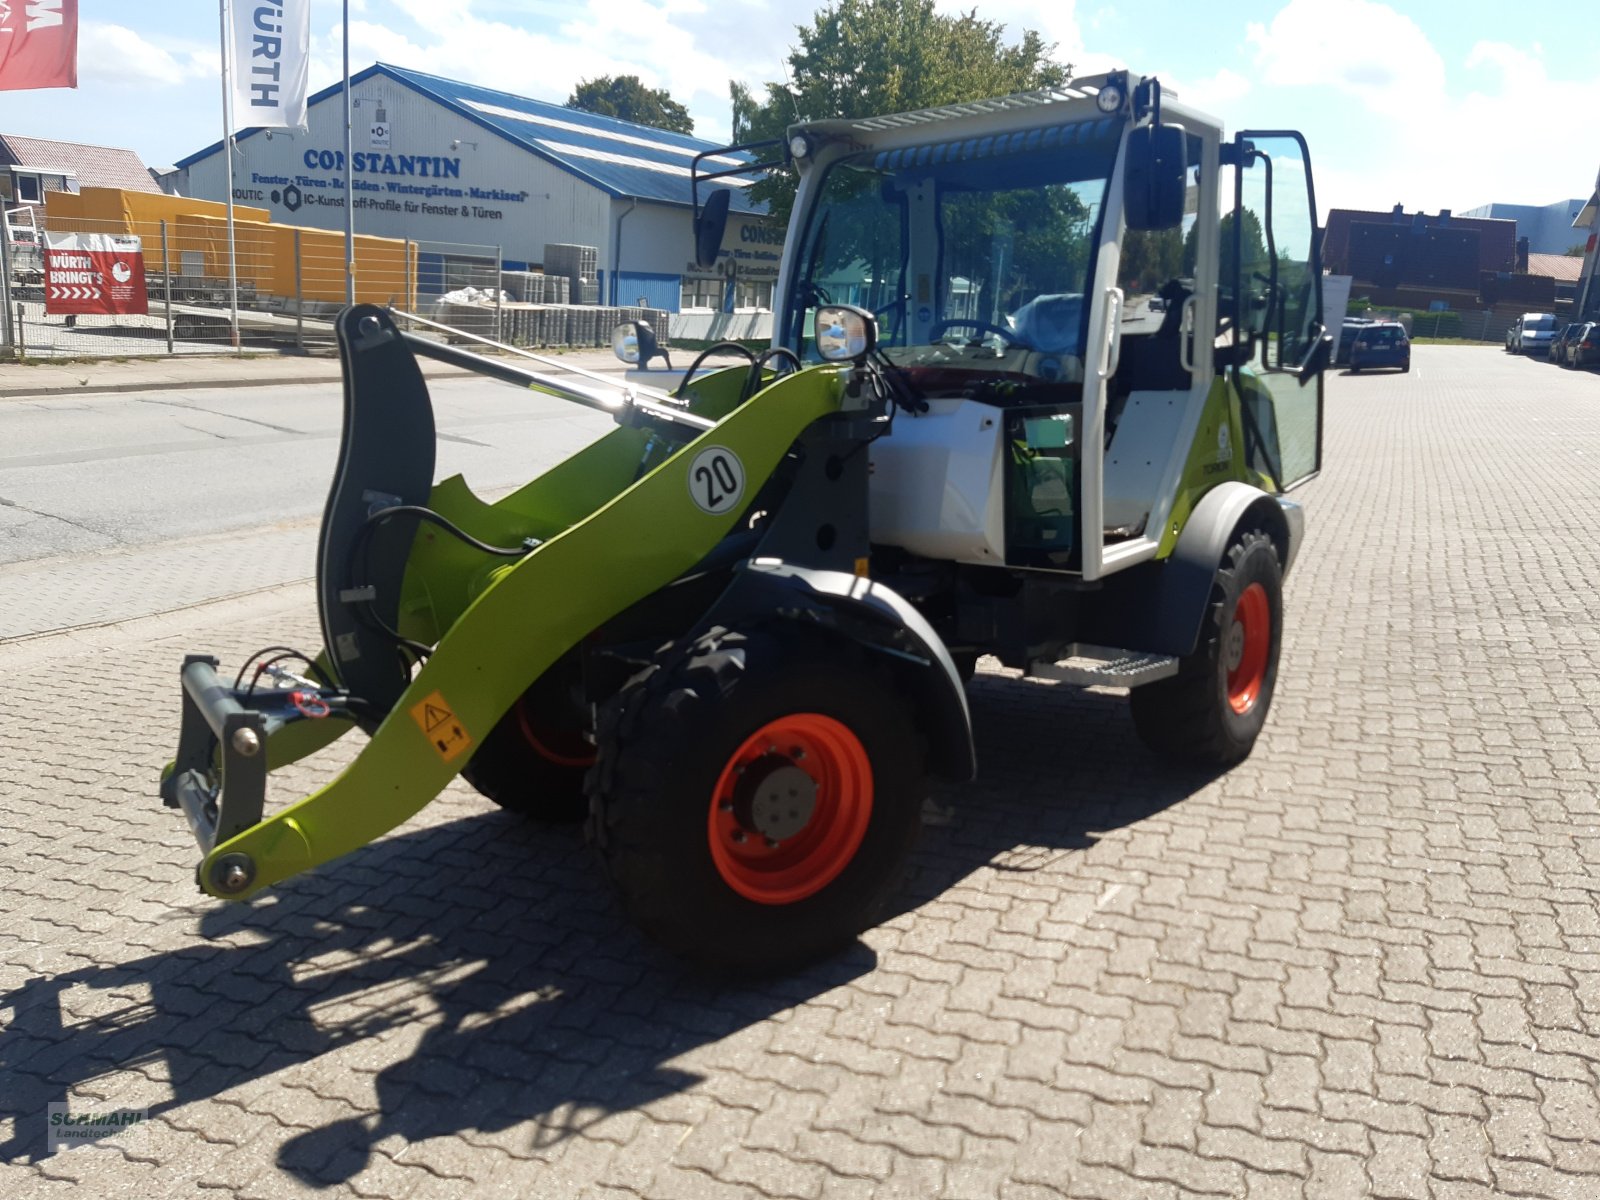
[[1, 672, 1215, 1182], [0, 813, 873, 1177], [894, 669, 1226, 914]]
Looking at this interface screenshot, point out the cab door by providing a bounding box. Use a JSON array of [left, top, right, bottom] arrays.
[[1228, 131, 1327, 491]]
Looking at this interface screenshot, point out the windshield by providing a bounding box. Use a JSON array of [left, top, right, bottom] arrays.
[[1526, 316, 1557, 332], [785, 120, 1119, 387]]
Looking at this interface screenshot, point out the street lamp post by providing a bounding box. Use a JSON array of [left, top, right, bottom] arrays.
[[343, 0, 355, 306]]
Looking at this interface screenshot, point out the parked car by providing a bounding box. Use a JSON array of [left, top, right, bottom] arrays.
[[1565, 322, 1600, 369], [1348, 321, 1410, 373], [1550, 323, 1589, 365], [1336, 317, 1376, 365], [1506, 312, 1558, 356]]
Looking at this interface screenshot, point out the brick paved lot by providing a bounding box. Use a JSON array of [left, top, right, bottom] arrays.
[[4, 347, 1600, 1198]]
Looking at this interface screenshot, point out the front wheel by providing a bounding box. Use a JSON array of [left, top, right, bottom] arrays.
[[1130, 529, 1283, 765], [587, 627, 927, 972], [461, 653, 594, 822]]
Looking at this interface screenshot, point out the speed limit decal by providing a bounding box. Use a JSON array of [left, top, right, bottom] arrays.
[[687, 446, 746, 515]]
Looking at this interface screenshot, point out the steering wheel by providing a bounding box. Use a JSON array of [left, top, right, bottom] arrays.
[[929, 318, 1022, 348]]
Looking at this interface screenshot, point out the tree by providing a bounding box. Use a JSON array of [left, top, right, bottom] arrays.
[[732, 0, 1068, 223], [567, 75, 694, 135]]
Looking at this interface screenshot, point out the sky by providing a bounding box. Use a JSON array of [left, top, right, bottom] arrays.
[[2, 0, 1597, 223]]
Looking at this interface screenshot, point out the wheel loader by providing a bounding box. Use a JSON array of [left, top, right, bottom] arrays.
[[160, 71, 1331, 972]]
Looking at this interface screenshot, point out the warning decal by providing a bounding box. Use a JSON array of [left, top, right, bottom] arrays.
[[409, 690, 473, 763]]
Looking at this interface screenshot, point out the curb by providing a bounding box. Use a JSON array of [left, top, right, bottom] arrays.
[[0, 372, 348, 400]]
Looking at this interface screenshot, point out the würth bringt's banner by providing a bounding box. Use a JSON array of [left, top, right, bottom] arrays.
[[0, 0, 79, 91], [230, 1, 309, 130], [44, 232, 148, 316]]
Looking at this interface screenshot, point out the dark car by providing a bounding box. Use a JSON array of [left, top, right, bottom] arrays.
[[1348, 321, 1410, 372], [1566, 322, 1600, 369], [1550, 323, 1589, 365], [1337, 317, 1375, 365]]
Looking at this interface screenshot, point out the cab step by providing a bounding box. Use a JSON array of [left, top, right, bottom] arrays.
[[1028, 644, 1179, 688]]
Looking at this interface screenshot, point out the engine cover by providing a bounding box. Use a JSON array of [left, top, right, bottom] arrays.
[[867, 398, 1006, 565]]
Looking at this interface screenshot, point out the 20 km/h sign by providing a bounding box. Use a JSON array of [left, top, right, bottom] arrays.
[[43, 232, 148, 317]]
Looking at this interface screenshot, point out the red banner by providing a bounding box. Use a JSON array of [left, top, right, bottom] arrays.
[[0, 0, 78, 91], [44, 232, 148, 316]]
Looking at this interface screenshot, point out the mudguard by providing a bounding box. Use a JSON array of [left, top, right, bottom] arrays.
[[1085, 481, 1297, 659], [710, 559, 976, 783]]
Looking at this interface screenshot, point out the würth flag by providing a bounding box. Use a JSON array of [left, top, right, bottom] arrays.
[[0, 0, 77, 91]]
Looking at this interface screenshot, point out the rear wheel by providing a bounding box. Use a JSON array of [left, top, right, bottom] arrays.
[[461, 653, 594, 822], [587, 626, 925, 972], [1130, 529, 1283, 765]]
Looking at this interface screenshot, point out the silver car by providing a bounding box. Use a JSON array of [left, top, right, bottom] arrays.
[[1507, 312, 1558, 357]]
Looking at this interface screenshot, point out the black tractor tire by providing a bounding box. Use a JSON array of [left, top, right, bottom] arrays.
[[586, 626, 926, 973], [1130, 529, 1283, 766], [461, 654, 594, 822], [950, 650, 980, 684]]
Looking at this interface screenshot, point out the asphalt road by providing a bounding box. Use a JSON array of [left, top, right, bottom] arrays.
[[0, 377, 615, 639]]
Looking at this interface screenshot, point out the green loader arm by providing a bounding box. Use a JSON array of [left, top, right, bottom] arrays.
[[174, 313, 843, 900]]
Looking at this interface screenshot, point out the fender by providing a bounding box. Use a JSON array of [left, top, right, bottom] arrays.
[[1084, 482, 1300, 658], [709, 559, 976, 783]]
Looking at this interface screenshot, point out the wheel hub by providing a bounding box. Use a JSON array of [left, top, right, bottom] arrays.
[[1225, 622, 1246, 671], [707, 713, 875, 906], [733, 758, 817, 842]]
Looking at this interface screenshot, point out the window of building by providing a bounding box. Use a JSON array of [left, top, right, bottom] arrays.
[[14, 173, 41, 204], [680, 276, 723, 311], [734, 279, 773, 311]]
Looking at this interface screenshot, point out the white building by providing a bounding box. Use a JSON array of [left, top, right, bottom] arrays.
[[170, 63, 781, 314]]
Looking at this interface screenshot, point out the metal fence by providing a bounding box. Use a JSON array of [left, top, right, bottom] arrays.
[[0, 207, 667, 360]]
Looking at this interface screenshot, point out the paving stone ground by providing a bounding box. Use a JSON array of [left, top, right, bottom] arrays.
[[4, 347, 1600, 1198]]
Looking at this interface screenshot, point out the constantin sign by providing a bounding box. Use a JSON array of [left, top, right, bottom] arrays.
[[43, 232, 148, 316]]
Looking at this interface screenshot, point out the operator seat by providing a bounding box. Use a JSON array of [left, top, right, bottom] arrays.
[[1107, 277, 1192, 444]]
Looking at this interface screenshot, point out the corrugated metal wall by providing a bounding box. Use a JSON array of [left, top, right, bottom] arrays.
[[176, 73, 614, 268], [612, 271, 681, 312]]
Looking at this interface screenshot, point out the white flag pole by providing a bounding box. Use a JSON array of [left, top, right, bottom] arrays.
[[218, 0, 240, 350], [343, 0, 355, 305]]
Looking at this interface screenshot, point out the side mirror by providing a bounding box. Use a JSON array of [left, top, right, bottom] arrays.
[[814, 304, 877, 362], [1296, 326, 1332, 384], [694, 188, 732, 269], [611, 319, 671, 369], [1124, 123, 1187, 231]]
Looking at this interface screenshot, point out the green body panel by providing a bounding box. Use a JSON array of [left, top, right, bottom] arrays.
[[1155, 370, 1277, 558], [679, 364, 766, 420], [396, 366, 765, 642], [200, 366, 847, 899]]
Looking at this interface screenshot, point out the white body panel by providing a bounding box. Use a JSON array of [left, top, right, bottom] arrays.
[[1104, 389, 1187, 535], [867, 399, 1006, 565]]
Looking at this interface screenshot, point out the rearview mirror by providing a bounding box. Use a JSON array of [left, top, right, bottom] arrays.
[[815, 304, 877, 362], [694, 189, 732, 269], [1124, 123, 1187, 231], [611, 319, 671, 369]]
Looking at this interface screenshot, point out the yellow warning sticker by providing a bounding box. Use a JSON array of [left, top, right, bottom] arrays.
[[409, 690, 473, 763]]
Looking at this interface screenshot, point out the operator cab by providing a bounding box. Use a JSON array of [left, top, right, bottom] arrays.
[[768, 74, 1324, 582]]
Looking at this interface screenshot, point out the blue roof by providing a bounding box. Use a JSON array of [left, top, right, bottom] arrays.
[[177, 63, 767, 215]]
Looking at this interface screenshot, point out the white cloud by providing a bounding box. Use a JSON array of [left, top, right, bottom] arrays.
[[1246, 0, 1445, 112], [78, 23, 213, 88], [1245, 1, 1600, 216], [1171, 67, 1251, 118]]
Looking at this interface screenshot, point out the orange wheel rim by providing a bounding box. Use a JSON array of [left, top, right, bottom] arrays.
[[707, 713, 873, 906], [514, 697, 596, 769], [1226, 582, 1271, 715]]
